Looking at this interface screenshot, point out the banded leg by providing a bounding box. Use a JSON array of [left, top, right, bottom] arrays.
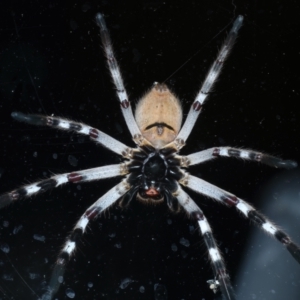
[[0, 163, 127, 209], [180, 173, 300, 264], [11, 112, 133, 157], [176, 187, 235, 300], [170, 16, 243, 150], [40, 179, 130, 300], [178, 147, 297, 169], [95, 13, 142, 144]]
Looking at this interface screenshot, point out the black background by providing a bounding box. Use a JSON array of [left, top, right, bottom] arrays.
[[0, 1, 300, 300]]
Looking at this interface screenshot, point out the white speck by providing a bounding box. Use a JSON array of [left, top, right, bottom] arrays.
[[189, 225, 195, 233], [58, 276, 64, 283], [119, 278, 134, 289], [0, 243, 10, 253], [13, 225, 23, 234], [68, 155, 78, 167], [33, 234, 45, 242], [181, 250, 188, 258], [139, 286, 145, 293], [29, 272, 39, 279], [179, 237, 190, 247], [65, 287, 75, 298], [154, 283, 167, 299], [171, 243, 178, 251], [3, 221, 9, 227], [53, 153, 58, 159], [87, 282, 93, 288], [114, 242, 122, 249], [2, 273, 13, 281]]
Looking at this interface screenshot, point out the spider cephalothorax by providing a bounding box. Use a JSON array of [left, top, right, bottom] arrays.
[[1, 13, 299, 300], [125, 145, 182, 207]]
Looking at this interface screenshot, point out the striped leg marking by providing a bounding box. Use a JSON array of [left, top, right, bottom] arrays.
[[40, 180, 130, 300], [180, 174, 300, 264], [11, 112, 132, 157], [95, 13, 142, 143], [176, 187, 235, 300], [0, 164, 127, 209], [180, 147, 297, 168], [174, 16, 244, 148]]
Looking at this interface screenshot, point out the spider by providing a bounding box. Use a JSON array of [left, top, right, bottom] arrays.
[[1, 13, 299, 300]]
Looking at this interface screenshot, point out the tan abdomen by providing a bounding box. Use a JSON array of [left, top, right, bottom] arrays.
[[135, 83, 182, 149]]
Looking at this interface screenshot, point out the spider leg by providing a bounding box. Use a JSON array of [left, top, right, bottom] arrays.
[[180, 173, 300, 264], [40, 179, 130, 300], [167, 16, 243, 151], [95, 13, 143, 145], [11, 112, 133, 157], [0, 163, 128, 209], [176, 186, 236, 300], [178, 146, 297, 169]]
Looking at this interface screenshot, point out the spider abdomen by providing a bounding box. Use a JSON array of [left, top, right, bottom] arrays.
[[135, 82, 182, 148]]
